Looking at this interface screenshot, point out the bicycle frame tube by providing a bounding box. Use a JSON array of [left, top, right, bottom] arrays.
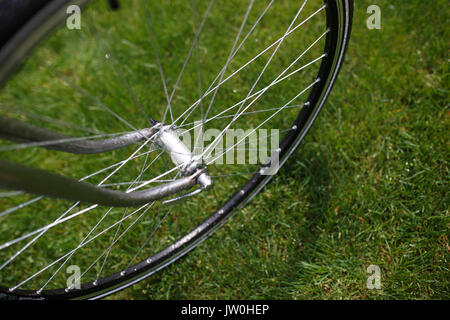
[[0, 115, 157, 154], [0, 159, 203, 207]]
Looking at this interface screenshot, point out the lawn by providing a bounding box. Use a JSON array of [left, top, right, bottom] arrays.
[[112, 0, 448, 299], [0, 0, 448, 299]]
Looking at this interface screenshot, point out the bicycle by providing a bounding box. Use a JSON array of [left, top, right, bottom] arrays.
[[0, 0, 353, 299]]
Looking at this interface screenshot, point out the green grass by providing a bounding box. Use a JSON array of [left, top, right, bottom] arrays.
[[0, 0, 448, 299], [111, 0, 449, 299]]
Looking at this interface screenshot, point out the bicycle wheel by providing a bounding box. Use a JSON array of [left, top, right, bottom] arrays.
[[0, 0, 353, 299]]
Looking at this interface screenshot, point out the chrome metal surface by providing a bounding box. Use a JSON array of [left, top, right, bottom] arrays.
[[0, 115, 157, 154], [0, 159, 201, 207]]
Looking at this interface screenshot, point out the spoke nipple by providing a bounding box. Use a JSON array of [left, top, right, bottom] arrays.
[[65, 288, 70, 293], [218, 209, 224, 215], [276, 148, 281, 153], [8, 287, 15, 292], [36, 289, 42, 295], [292, 125, 298, 130], [146, 259, 152, 264], [93, 280, 98, 286], [240, 190, 245, 195], [120, 271, 126, 276]]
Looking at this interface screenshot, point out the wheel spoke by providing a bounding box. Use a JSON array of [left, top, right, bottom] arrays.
[[164, 0, 215, 124], [10, 203, 153, 291], [172, 3, 326, 127], [143, 1, 173, 123], [206, 79, 320, 165]]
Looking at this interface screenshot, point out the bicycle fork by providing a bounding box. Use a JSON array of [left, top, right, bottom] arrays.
[[0, 117, 213, 207]]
